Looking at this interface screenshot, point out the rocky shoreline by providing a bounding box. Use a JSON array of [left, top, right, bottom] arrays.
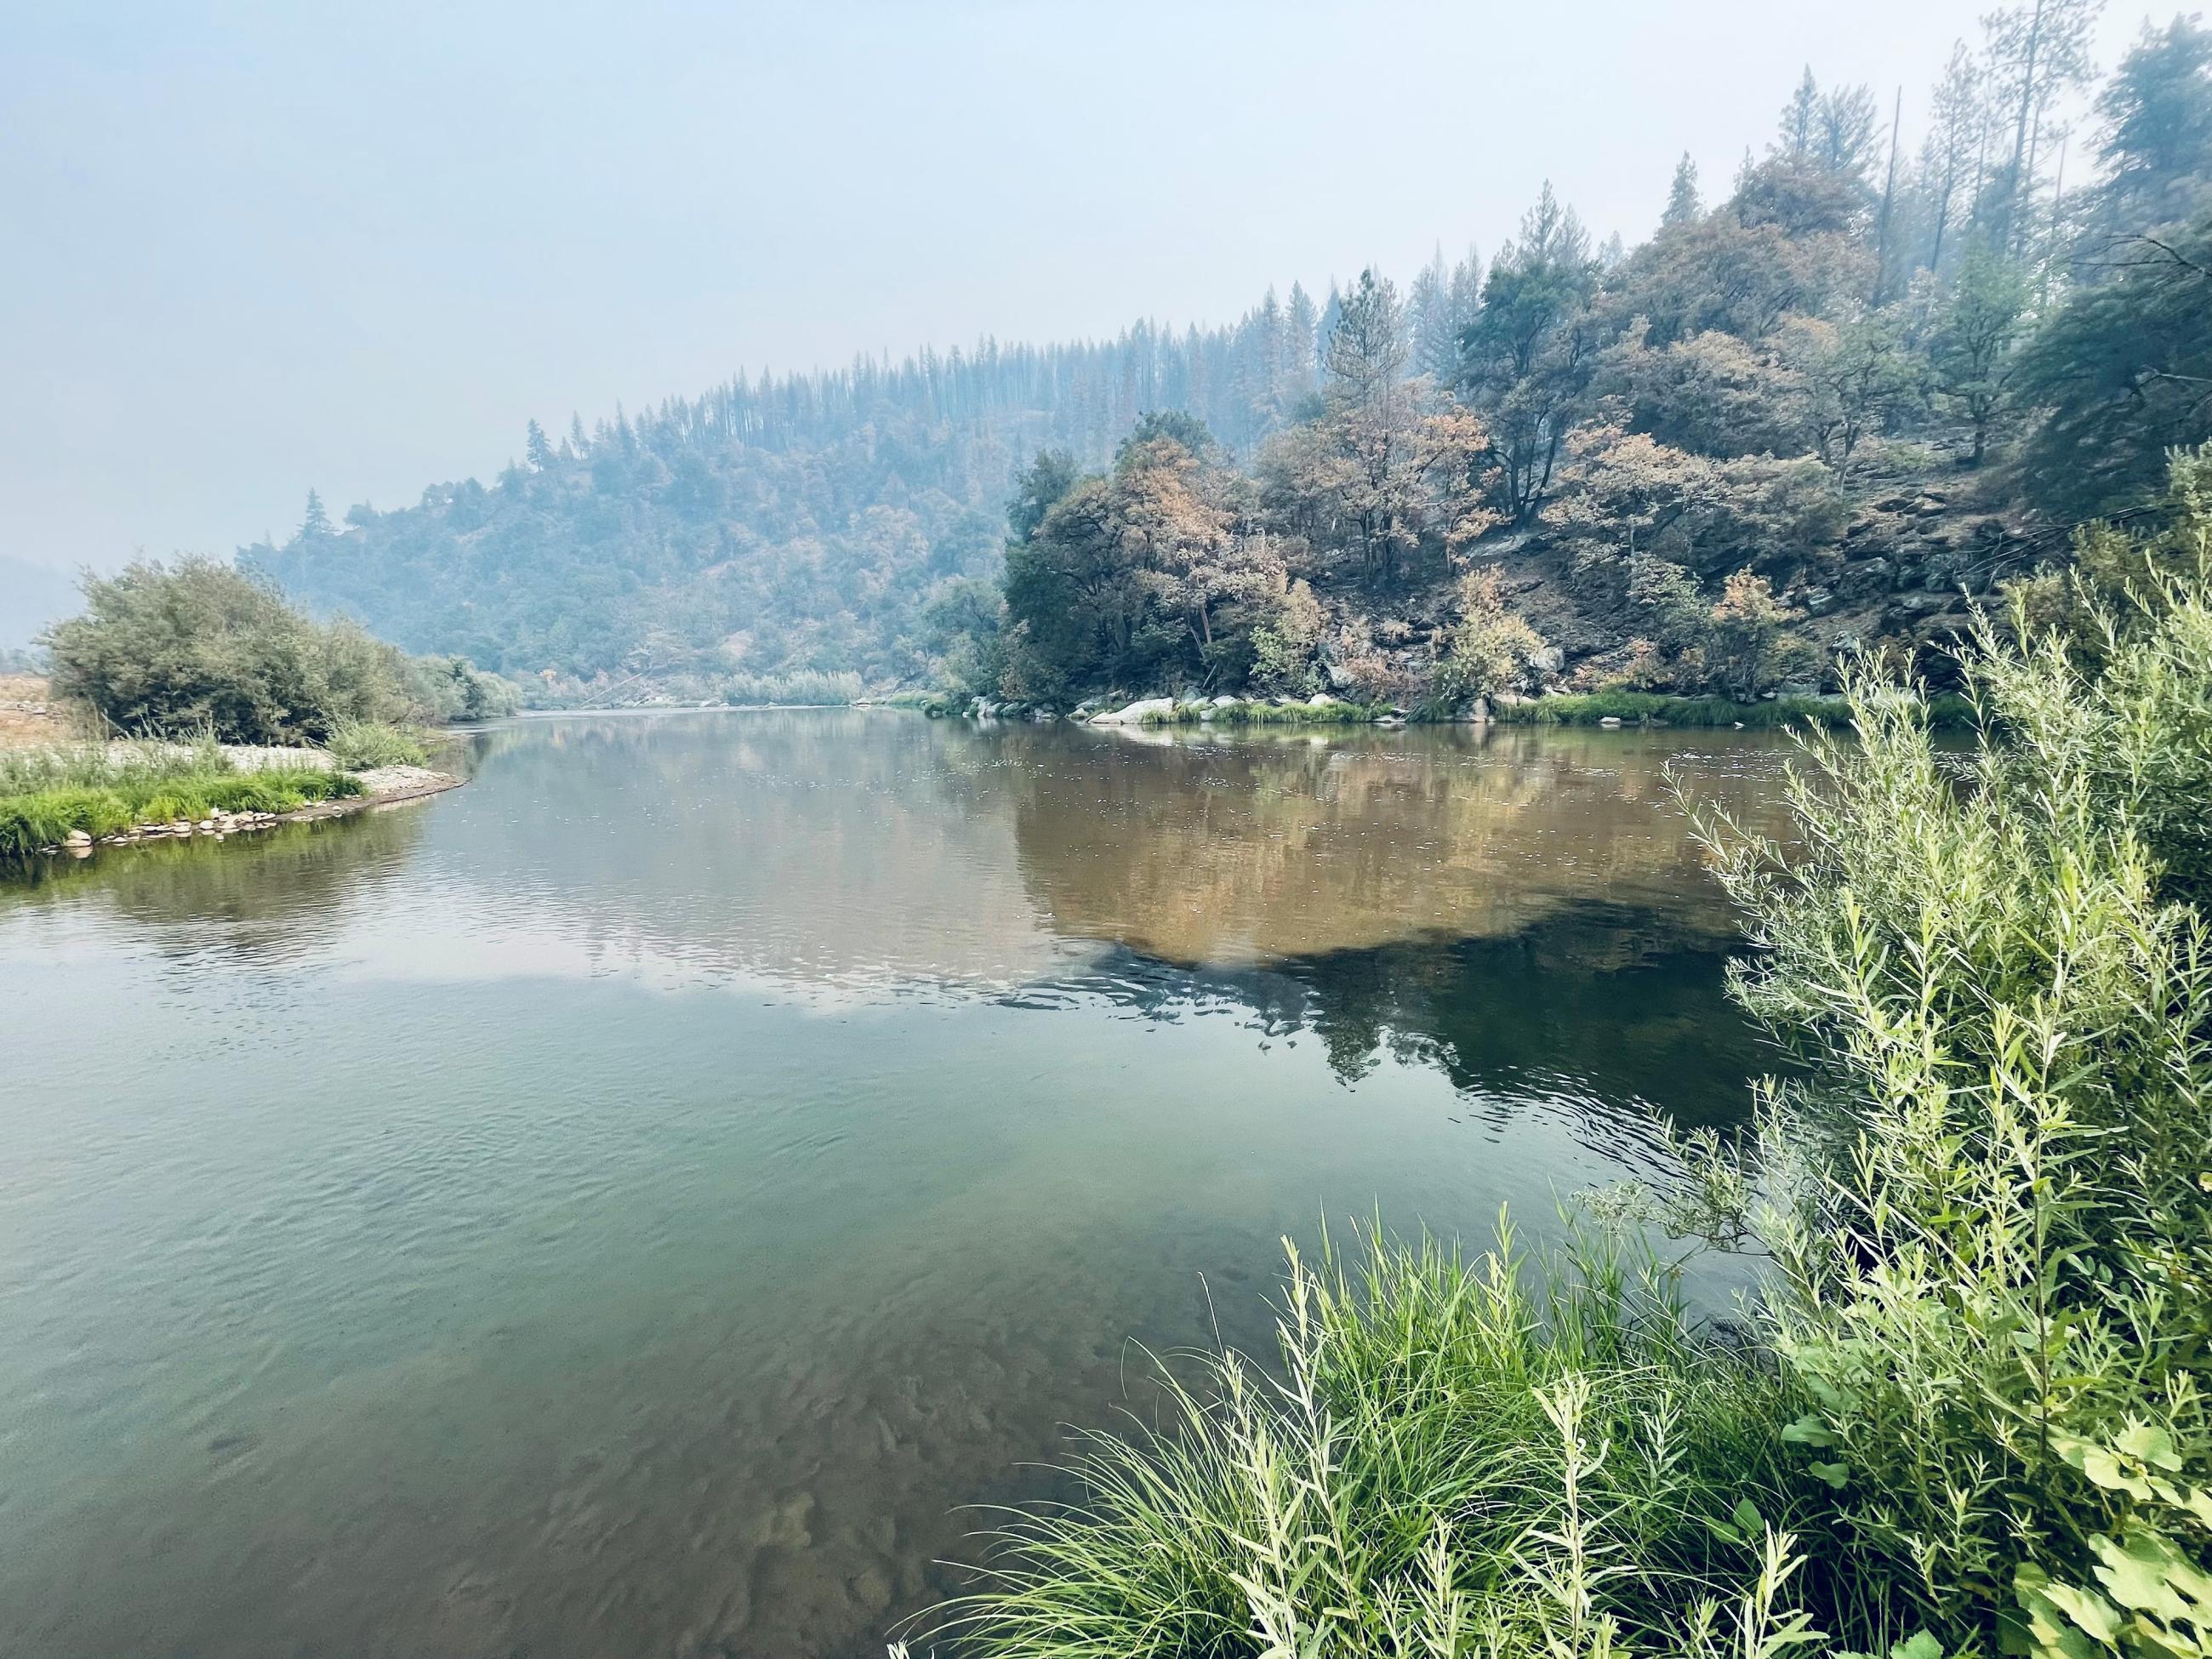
[[42, 765, 464, 858]]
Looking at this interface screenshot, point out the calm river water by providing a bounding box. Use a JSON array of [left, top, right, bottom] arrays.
[[0, 711, 1796, 1658]]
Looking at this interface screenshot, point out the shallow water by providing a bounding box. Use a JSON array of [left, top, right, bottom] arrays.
[[0, 710, 1797, 1658]]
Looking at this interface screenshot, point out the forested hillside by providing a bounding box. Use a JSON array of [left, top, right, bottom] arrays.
[[252, 8, 2212, 707]]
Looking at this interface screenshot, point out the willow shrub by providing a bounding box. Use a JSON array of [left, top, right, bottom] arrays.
[[1698, 543, 2212, 1653], [941, 457, 2212, 1659]]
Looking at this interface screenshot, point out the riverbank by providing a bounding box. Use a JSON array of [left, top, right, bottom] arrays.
[[0, 673, 68, 750], [926, 687, 1867, 731], [0, 742, 463, 861]]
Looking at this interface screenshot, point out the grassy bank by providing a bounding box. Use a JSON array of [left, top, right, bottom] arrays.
[[0, 741, 362, 858], [943, 462, 2212, 1659], [1140, 698, 1388, 726], [1492, 689, 1977, 730]]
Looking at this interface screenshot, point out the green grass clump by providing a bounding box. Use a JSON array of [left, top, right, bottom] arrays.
[[1491, 690, 1979, 732], [943, 1223, 1821, 1659], [1500, 691, 1850, 728], [326, 718, 430, 768], [0, 743, 362, 858]]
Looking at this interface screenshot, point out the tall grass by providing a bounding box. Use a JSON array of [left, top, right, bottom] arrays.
[[944, 1223, 1823, 1659], [721, 670, 865, 705], [1490, 690, 1979, 732], [0, 739, 361, 858], [943, 453, 2212, 1659], [325, 718, 430, 769]]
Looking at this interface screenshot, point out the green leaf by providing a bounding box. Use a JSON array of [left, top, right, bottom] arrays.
[[2045, 1580, 2125, 1644], [1809, 1461, 1850, 1489], [2081, 1447, 2154, 1499], [2115, 1422, 2183, 1472], [2089, 1530, 2195, 1622], [1782, 1414, 1839, 1448], [1732, 1497, 1764, 1536], [1890, 1631, 1945, 1659]]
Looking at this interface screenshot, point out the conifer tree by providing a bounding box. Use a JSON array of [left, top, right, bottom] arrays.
[[1662, 152, 1702, 227]]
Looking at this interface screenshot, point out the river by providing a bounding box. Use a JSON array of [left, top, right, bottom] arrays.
[[0, 710, 1797, 1658]]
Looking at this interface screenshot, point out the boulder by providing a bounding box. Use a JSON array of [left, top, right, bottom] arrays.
[[1308, 692, 1342, 707], [63, 830, 92, 847], [1528, 645, 1565, 676], [1090, 697, 1177, 726], [1211, 694, 1240, 708]]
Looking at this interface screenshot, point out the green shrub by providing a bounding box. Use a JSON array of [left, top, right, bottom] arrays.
[[327, 719, 430, 769], [44, 556, 512, 743]]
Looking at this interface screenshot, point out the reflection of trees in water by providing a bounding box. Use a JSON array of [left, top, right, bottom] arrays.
[[983, 723, 1799, 1137], [1056, 901, 1776, 1142], [0, 805, 430, 964], [1002, 721, 1790, 962]]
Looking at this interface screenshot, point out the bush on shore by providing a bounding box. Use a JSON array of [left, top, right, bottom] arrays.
[[325, 719, 430, 770], [943, 454, 2212, 1659], [44, 556, 513, 744]]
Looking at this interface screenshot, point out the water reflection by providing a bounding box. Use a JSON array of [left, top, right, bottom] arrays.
[[0, 711, 1797, 1659]]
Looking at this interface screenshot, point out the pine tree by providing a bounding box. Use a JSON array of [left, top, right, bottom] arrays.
[[1325, 270, 1406, 409], [1924, 43, 1984, 272], [2094, 15, 2212, 234], [1285, 283, 1320, 402], [1779, 68, 1821, 157], [299, 489, 332, 539], [1981, 0, 2102, 256], [1662, 152, 1702, 227], [525, 419, 556, 470]]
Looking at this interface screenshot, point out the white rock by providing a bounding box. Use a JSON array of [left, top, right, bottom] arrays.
[[1090, 697, 1177, 726]]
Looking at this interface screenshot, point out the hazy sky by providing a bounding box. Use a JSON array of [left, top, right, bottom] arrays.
[[2, 0, 2155, 576]]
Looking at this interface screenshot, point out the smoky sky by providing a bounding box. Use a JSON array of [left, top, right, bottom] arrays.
[[1, 0, 2152, 577]]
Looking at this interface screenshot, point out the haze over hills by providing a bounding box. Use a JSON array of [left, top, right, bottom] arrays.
[[0, 556, 78, 652], [246, 16, 2212, 708], [242, 313, 1336, 687]]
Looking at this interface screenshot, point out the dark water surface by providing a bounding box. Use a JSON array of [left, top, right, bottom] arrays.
[[0, 711, 1796, 1658]]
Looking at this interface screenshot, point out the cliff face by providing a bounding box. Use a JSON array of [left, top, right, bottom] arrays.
[[1299, 461, 2042, 702]]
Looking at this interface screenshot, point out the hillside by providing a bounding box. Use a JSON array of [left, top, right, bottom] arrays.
[[250, 22, 2212, 710]]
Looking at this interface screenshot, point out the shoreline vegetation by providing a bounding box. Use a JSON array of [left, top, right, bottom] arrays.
[[2, 560, 495, 865], [0, 736, 463, 861], [933, 454, 2212, 1659], [916, 686, 1977, 733]]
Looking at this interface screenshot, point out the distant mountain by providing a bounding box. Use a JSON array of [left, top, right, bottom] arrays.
[[241, 308, 1331, 692], [0, 556, 80, 651]]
